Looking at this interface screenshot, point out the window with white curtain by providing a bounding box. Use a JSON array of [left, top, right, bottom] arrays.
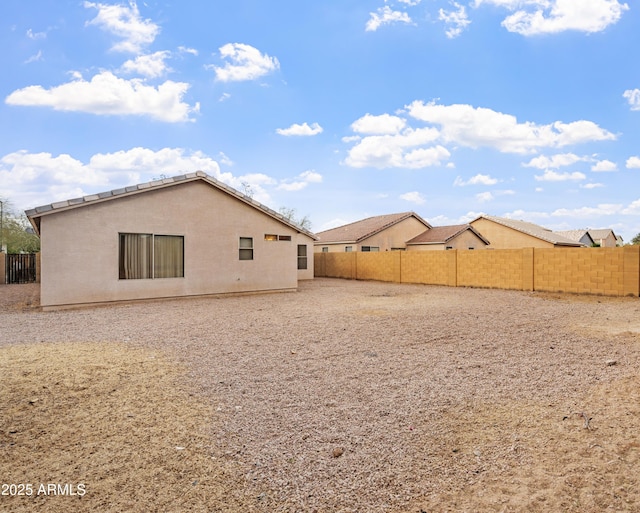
[[119, 233, 184, 279]]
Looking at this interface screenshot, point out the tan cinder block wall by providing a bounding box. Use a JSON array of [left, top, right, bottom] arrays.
[[458, 249, 526, 290], [534, 247, 627, 295], [315, 246, 639, 297], [323, 253, 357, 279], [357, 252, 400, 282], [36, 252, 41, 283], [401, 251, 453, 285], [623, 245, 640, 296]]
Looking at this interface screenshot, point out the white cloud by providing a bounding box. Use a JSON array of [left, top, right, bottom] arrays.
[[400, 191, 426, 204], [407, 101, 615, 154], [534, 169, 586, 182], [0, 147, 305, 211], [178, 46, 198, 56], [84, 1, 159, 53], [26, 29, 46, 40], [523, 153, 584, 169], [351, 113, 407, 135], [24, 51, 43, 64], [626, 156, 640, 169], [5, 71, 198, 122], [366, 6, 412, 32], [454, 173, 499, 186], [212, 43, 279, 82], [581, 183, 604, 189], [476, 189, 515, 202], [475, 0, 629, 36], [277, 170, 323, 192], [591, 159, 617, 172], [344, 127, 448, 169], [121, 51, 171, 78], [623, 89, 640, 111], [276, 122, 323, 136], [439, 2, 471, 38], [476, 191, 494, 202]]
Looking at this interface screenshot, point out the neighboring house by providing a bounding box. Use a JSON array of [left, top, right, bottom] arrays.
[[314, 212, 431, 252], [616, 235, 624, 247], [470, 215, 585, 249], [554, 230, 595, 247], [406, 224, 489, 251], [587, 229, 618, 248], [26, 172, 317, 309]]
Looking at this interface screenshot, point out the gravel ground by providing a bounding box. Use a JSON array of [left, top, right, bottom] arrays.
[[2, 279, 640, 512]]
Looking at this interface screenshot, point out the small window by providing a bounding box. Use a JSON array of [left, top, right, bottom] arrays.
[[445, 246, 453, 250], [264, 234, 278, 241], [322, 247, 329, 253], [362, 246, 379, 252], [468, 247, 475, 250], [239, 237, 253, 260], [278, 235, 292, 241], [297, 245, 308, 270], [345, 246, 353, 252]]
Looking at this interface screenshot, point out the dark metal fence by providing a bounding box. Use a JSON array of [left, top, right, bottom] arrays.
[[5, 253, 37, 284]]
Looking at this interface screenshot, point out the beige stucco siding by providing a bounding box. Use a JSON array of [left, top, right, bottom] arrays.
[[470, 218, 553, 249], [39, 181, 313, 307]]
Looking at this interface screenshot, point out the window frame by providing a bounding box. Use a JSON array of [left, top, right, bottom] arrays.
[[297, 244, 308, 270], [119, 233, 184, 280], [239, 237, 254, 261]]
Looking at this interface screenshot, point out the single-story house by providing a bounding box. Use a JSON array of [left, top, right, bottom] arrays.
[[406, 224, 490, 250], [314, 212, 431, 252], [554, 230, 596, 247], [26, 172, 317, 309], [470, 215, 585, 249], [587, 228, 619, 248]]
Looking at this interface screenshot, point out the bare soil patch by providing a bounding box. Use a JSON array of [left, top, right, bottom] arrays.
[[1, 279, 640, 512]]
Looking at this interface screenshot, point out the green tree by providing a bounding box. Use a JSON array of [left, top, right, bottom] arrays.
[[0, 199, 40, 253], [631, 233, 640, 245]]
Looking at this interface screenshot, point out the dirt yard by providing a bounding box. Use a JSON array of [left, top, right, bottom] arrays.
[[1, 279, 640, 512]]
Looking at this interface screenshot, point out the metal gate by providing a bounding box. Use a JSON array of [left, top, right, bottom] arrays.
[[5, 254, 37, 284]]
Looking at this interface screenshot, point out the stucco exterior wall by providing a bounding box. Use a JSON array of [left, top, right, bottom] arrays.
[[359, 217, 430, 251], [470, 218, 553, 249], [593, 233, 617, 248], [39, 181, 314, 307]]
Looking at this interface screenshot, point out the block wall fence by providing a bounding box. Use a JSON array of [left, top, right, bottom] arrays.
[[314, 246, 640, 297]]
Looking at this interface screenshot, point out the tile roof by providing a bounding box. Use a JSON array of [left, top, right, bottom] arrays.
[[473, 215, 585, 247], [554, 229, 593, 244], [25, 171, 317, 239], [588, 228, 616, 240], [315, 212, 431, 243], [406, 224, 489, 245]]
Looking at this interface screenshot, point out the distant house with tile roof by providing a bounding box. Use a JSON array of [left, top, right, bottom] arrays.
[[26, 172, 317, 309], [554, 230, 595, 247], [587, 229, 618, 248], [406, 224, 490, 251], [314, 212, 431, 252], [470, 215, 585, 249]]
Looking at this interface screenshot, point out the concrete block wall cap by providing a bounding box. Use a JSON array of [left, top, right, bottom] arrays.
[[83, 194, 100, 202], [138, 182, 151, 189], [98, 191, 113, 199], [68, 197, 85, 205], [51, 200, 70, 209], [125, 186, 138, 193]]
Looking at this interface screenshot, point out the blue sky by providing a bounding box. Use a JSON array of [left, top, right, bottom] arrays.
[[2, 0, 639, 240]]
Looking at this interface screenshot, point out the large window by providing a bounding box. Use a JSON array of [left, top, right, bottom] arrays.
[[119, 233, 184, 280], [297, 244, 308, 270]]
